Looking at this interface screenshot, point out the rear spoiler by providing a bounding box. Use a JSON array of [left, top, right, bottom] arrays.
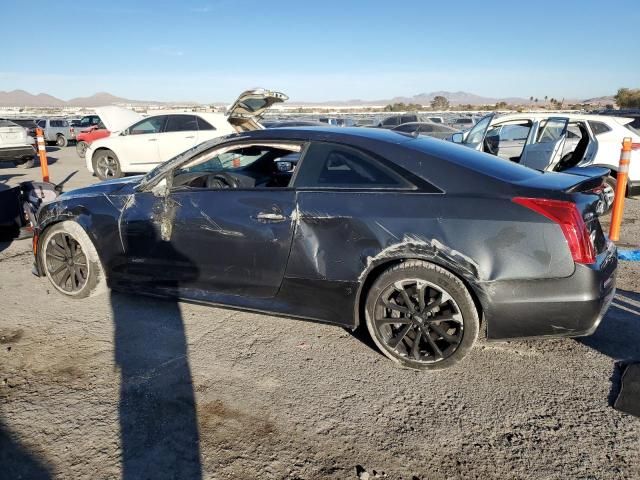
[[515, 167, 610, 193], [560, 167, 610, 193]]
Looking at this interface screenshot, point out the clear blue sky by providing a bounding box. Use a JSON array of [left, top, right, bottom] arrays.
[[1, 0, 638, 102]]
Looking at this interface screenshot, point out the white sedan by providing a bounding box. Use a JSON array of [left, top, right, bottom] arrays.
[[86, 89, 287, 180], [452, 112, 640, 198]]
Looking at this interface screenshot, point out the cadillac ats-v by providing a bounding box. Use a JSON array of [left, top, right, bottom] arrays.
[[33, 127, 617, 370]]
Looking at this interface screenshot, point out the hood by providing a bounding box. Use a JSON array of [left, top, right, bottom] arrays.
[[93, 106, 143, 132], [58, 175, 142, 199], [226, 89, 287, 131]]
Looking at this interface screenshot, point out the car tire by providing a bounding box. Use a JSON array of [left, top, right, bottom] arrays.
[[14, 156, 35, 169], [40, 221, 106, 299], [365, 260, 479, 370], [602, 176, 617, 215], [93, 149, 123, 180], [76, 141, 88, 158], [56, 135, 68, 148]]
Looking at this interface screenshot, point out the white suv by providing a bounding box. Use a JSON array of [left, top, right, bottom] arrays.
[[86, 89, 288, 180], [452, 113, 640, 198]]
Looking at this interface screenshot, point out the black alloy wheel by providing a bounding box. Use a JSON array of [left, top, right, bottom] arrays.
[[372, 278, 464, 364], [44, 232, 89, 293]]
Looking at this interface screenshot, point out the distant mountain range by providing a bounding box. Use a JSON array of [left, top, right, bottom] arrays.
[[0, 90, 172, 108], [0, 89, 613, 108]]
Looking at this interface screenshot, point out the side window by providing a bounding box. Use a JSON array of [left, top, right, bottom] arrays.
[[536, 119, 567, 143], [419, 124, 434, 133], [196, 116, 216, 131], [37, 120, 46, 128], [165, 115, 198, 132], [382, 116, 399, 127], [91, 116, 100, 125], [395, 124, 414, 132], [588, 121, 611, 136], [464, 115, 492, 144], [500, 124, 530, 141], [401, 115, 416, 124], [60, 120, 68, 127], [294, 142, 411, 189], [129, 116, 167, 135]]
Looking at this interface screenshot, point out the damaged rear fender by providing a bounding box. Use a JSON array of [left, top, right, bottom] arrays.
[[352, 244, 485, 330]]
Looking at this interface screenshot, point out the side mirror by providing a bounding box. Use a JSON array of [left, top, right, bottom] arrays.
[[451, 133, 464, 143]]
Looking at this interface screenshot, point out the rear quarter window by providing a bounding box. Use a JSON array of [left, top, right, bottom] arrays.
[[407, 136, 540, 182], [588, 121, 611, 136]]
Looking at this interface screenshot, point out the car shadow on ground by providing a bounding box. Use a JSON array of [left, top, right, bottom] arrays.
[[0, 420, 52, 479], [578, 289, 640, 361], [577, 289, 640, 408], [111, 236, 202, 479]]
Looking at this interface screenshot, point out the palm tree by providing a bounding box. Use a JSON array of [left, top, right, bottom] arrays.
[[544, 95, 548, 103]]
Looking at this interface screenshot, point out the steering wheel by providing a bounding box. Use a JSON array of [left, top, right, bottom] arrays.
[[206, 172, 239, 189]]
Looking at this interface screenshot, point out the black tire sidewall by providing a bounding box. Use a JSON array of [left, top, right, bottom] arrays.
[[40, 222, 102, 299], [365, 261, 479, 370]]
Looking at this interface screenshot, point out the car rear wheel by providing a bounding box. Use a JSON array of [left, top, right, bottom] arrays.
[[365, 260, 479, 370], [14, 156, 35, 169], [40, 221, 105, 298], [93, 149, 123, 180], [56, 135, 68, 147], [76, 141, 88, 158]]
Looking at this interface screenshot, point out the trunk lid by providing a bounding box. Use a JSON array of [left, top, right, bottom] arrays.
[[0, 120, 27, 145], [227, 89, 288, 132]]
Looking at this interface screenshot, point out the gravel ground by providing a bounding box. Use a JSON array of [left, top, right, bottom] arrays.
[[1, 147, 639, 480]]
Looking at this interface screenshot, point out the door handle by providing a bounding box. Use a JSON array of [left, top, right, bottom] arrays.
[[256, 212, 286, 222], [148, 138, 157, 142], [184, 135, 195, 139]]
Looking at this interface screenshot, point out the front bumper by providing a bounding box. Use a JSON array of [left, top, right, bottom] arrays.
[[0, 145, 35, 161], [484, 241, 618, 339]]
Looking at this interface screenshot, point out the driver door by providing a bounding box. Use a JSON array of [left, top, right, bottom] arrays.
[[520, 117, 569, 171], [117, 143, 299, 299]]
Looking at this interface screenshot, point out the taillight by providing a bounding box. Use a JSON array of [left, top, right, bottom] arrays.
[[512, 197, 595, 264]]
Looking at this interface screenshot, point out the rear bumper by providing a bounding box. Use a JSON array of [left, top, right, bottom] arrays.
[[0, 145, 35, 161], [484, 241, 617, 339], [628, 181, 640, 198]]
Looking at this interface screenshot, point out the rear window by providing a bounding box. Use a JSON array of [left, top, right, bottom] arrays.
[[588, 121, 611, 136], [624, 123, 640, 136], [407, 136, 540, 182], [0, 120, 19, 128]]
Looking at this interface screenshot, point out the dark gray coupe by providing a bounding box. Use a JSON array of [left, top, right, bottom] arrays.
[[33, 127, 617, 370]]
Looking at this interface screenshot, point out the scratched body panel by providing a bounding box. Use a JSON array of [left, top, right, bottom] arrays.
[[33, 127, 617, 340]]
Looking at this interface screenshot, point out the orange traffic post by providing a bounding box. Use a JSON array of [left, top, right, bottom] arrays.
[[609, 137, 632, 241], [35, 127, 50, 182]]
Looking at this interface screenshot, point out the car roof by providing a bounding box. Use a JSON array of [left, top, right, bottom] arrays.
[[492, 112, 633, 124]]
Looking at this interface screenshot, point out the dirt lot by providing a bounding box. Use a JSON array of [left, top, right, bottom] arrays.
[[1, 147, 640, 479]]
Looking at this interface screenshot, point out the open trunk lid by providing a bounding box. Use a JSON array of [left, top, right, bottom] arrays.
[[227, 89, 288, 132]]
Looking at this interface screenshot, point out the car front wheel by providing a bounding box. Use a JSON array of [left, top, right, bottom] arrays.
[[93, 149, 123, 180], [40, 221, 105, 298], [365, 260, 479, 370]]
